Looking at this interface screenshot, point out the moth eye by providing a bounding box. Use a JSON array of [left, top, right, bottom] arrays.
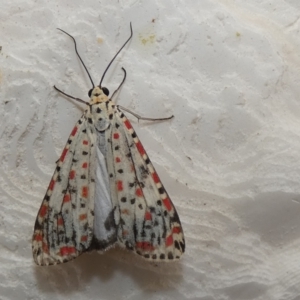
[[88, 89, 93, 97], [102, 87, 109, 96]]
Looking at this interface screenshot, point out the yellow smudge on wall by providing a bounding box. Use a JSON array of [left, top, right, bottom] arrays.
[[139, 34, 156, 46], [97, 37, 103, 44]]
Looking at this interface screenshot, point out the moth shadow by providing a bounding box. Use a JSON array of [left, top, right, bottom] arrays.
[[33, 246, 184, 295]]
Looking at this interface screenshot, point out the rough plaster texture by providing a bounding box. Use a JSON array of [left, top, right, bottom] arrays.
[[1, 0, 300, 299]]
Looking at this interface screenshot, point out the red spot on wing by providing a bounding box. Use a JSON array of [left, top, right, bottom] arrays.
[[63, 194, 70, 203], [35, 234, 43, 242], [42, 242, 49, 254], [117, 180, 123, 191], [121, 209, 129, 215], [136, 141, 145, 156], [123, 230, 129, 236], [113, 133, 119, 139], [49, 179, 55, 191], [124, 119, 132, 129], [145, 211, 152, 221], [79, 214, 87, 221], [136, 242, 155, 252], [115, 157, 121, 163], [81, 236, 88, 242], [83, 140, 88, 145], [71, 126, 78, 136], [166, 234, 173, 247], [172, 227, 181, 234], [163, 198, 172, 211], [82, 162, 88, 168], [69, 170, 76, 179], [40, 205, 48, 217], [152, 172, 160, 183], [136, 188, 143, 197], [60, 246, 76, 256], [82, 186, 88, 198], [57, 216, 64, 226], [60, 148, 68, 162]]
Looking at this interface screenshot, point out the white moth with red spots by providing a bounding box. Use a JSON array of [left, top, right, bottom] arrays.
[[32, 24, 185, 266]]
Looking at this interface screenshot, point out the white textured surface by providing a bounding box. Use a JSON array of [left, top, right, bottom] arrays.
[[1, 0, 300, 299]]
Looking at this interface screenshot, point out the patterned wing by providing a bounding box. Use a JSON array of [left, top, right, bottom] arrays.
[[107, 109, 185, 261], [32, 116, 97, 265]]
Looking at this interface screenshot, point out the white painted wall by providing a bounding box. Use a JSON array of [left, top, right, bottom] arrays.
[[1, 0, 300, 299]]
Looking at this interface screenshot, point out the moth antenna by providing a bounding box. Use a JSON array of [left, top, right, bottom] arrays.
[[57, 28, 95, 88], [111, 67, 127, 99], [99, 23, 133, 88]]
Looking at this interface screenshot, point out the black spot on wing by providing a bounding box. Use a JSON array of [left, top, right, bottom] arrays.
[[34, 219, 43, 230], [170, 211, 181, 224], [158, 187, 165, 194], [180, 241, 185, 253], [174, 240, 181, 251], [139, 165, 149, 179], [139, 182, 145, 188]]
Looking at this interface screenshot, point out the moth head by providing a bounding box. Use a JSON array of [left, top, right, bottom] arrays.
[[88, 86, 110, 102]]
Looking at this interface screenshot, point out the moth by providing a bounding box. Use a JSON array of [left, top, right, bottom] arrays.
[[32, 24, 185, 265]]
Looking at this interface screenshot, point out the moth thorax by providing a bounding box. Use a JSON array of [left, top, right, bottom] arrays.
[[91, 104, 111, 131]]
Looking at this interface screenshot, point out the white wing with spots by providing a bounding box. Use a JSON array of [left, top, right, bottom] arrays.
[[104, 108, 185, 261], [32, 116, 97, 265]]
